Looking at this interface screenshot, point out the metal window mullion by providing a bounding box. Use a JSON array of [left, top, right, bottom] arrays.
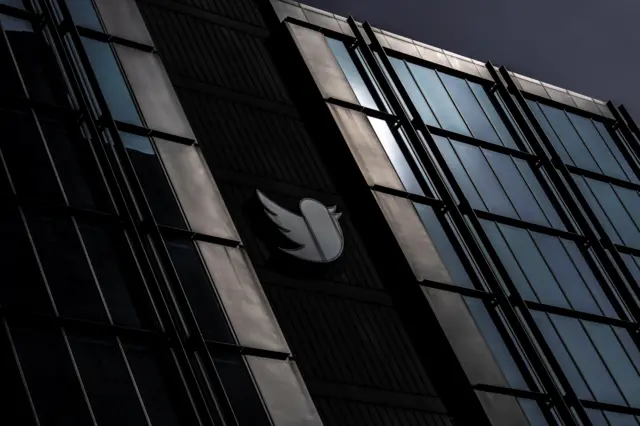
[[355, 19, 578, 425], [40, 1, 232, 425], [492, 65, 640, 324]]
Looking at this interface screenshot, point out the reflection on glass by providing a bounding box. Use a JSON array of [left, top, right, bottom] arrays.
[[0, 0, 25, 8], [593, 120, 639, 184], [389, 57, 439, 126], [408, 63, 470, 136], [440, 73, 500, 144], [368, 117, 424, 196], [528, 100, 573, 164], [573, 175, 623, 244], [64, 0, 104, 31], [587, 178, 640, 249], [120, 132, 185, 228], [464, 297, 528, 389], [470, 82, 519, 150], [326, 37, 377, 109], [81, 37, 142, 125], [415, 203, 474, 288], [539, 104, 599, 172], [518, 399, 549, 426]]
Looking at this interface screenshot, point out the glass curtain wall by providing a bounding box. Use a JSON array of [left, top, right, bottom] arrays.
[[326, 31, 640, 425], [0, 1, 274, 425]]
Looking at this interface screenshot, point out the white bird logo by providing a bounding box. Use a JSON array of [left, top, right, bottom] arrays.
[[256, 190, 344, 263]]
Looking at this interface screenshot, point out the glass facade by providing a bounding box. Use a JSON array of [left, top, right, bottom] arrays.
[[0, 1, 286, 425], [326, 29, 640, 425]]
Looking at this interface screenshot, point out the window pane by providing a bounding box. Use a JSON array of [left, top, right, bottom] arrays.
[[415, 203, 474, 288], [124, 342, 191, 426], [408, 63, 470, 136], [435, 135, 485, 209], [389, 57, 438, 126], [326, 37, 377, 110], [563, 241, 618, 318], [583, 322, 640, 407], [470, 82, 519, 149], [64, 0, 104, 31], [594, 120, 639, 184], [369, 117, 424, 196], [588, 179, 640, 249], [484, 151, 549, 226], [518, 399, 549, 426], [0, 1, 26, 9], [568, 112, 627, 180], [498, 224, 569, 308], [0, 18, 25, 100], [212, 352, 271, 426], [482, 221, 538, 300], [38, 113, 112, 211], [0, 208, 52, 314], [440, 73, 500, 144], [0, 325, 35, 426], [527, 100, 573, 164], [464, 297, 528, 389], [531, 311, 593, 400], [450, 140, 517, 217], [166, 239, 234, 343], [531, 232, 603, 315], [2, 16, 70, 106], [11, 325, 94, 426], [551, 315, 624, 405], [25, 212, 109, 322], [120, 132, 185, 228], [69, 333, 147, 426], [605, 411, 640, 426], [539, 104, 599, 172], [0, 109, 63, 202], [77, 220, 142, 328], [574, 175, 622, 244], [513, 161, 565, 229], [81, 37, 141, 125]]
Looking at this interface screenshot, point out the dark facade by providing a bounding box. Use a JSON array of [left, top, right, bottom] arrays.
[[2, 1, 640, 426]]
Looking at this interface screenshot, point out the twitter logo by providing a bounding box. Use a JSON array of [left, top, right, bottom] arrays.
[[256, 190, 344, 263]]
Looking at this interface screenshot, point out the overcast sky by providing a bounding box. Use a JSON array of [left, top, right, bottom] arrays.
[[304, 0, 640, 117]]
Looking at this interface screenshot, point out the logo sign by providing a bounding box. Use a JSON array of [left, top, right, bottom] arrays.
[[256, 190, 344, 263]]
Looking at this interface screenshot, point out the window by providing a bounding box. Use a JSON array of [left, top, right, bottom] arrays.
[[120, 132, 185, 228], [436, 135, 564, 228], [586, 409, 640, 425], [530, 100, 638, 183], [166, 239, 234, 343], [464, 297, 529, 390], [415, 203, 475, 288], [64, 0, 104, 31], [326, 37, 378, 110], [81, 37, 142, 125], [482, 221, 617, 316], [574, 175, 640, 249], [533, 311, 640, 408]]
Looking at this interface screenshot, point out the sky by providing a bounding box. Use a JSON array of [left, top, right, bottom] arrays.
[[304, 0, 640, 117]]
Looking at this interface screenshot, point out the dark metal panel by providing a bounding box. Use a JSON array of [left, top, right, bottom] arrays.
[[154, 138, 239, 240], [95, 0, 154, 46], [115, 44, 195, 139], [372, 191, 452, 284], [246, 356, 324, 426], [197, 241, 289, 354]]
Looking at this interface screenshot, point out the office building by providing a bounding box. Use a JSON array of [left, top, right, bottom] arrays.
[[2, 0, 640, 425]]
